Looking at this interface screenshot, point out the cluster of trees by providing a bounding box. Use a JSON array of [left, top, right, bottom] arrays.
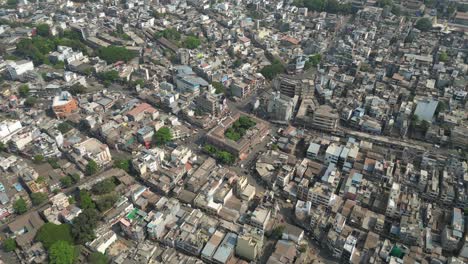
[[260, 59, 285, 80], [292, 0, 353, 15], [57, 122, 73, 134], [91, 178, 116, 195], [15, 28, 87, 66], [114, 159, 131, 173], [415, 18, 432, 32], [60, 173, 81, 188], [154, 127, 173, 145], [30, 192, 48, 206], [97, 46, 137, 64], [69, 83, 87, 95], [18, 84, 29, 97], [211, 82, 225, 94], [304, 54, 322, 70], [224, 116, 256, 142], [203, 144, 235, 165], [97, 70, 120, 87], [3, 238, 16, 252], [182, 36, 201, 49], [154, 28, 181, 41]]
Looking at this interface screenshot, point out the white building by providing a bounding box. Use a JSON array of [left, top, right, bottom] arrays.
[[6, 60, 34, 80], [0, 119, 22, 143]]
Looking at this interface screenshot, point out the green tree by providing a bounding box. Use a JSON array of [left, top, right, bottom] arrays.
[[60, 176, 73, 188], [95, 194, 118, 212], [154, 127, 173, 145], [47, 158, 60, 169], [376, 0, 393, 7], [49, 241, 75, 264], [33, 154, 45, 164], [78, 190, 95, 210], [98, 70, 120, 82], [13, 197, 27, 214], [212, 82, 225, 94], [70, 173, 81, 183], [72, 208, 99, 244], [270, 225, 285, 239], [0, 142, 5, 152], [36, 24, 50, 37], [57, 122, 73, 134], [6, 0, 18, 6], [3, 238, 16, 252], [304, 54, 322, 70], [88, 252, 109, 264], [69, 83, 86, 95], [154, 28, 181, 41], [183, 36, 201, 49], [260, 59, 285, 80], [91, 179, 116, 195], [415, 18, 432, 31], [30, 192, 48, 206], [36, 223, 73, 249], [18, 84, 29, 98], [114, 159, 131, 173], [216, 151, 235, 165], [439, 51, 448, 62], [97, 46, 136, 64], [436, 101, 447, 114], [24, 97, 37, 107], [86, 160, 99, 176]]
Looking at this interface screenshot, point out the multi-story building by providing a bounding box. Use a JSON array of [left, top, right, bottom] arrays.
[[250, 207, 271, 231], [236, 227, 264, 261], [265, 92, 298, 123], [6, 60, 34, 80], [311, 105, 339, 132], [441, 208, 464, 252], [52, 91, 78, 119]]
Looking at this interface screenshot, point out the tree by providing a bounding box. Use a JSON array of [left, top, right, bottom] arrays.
[[69, 83, 86, 95], [183, 36, 201, 49], [415, 18, 432, 32], [98, 70, 120, 83], [72, 208, 99, 244], [154, 28, 181, 41], [36, 24, 50, 37], [86, 160, 99, 176], [18, 84, 29, 98], [114, 159, 131, 173], [6, 0, 18, 6], [33, 154, 45, 164], [439, 51, 448, 62], [270, 225, 285, 239], [60, 176, 73, 188], [48, 241, 75, 264], [13, 197, 27, 214], [57, 122, 73, 134], [24, 97, 37, 107], [420, 120, 431, 133], [91, 179, 116, 195], [436, 101, 447, 114], [47, 158, 60, 169], [260, 60, 285, 80], [30, 192, 48, 206], [212, 82, 225, 94], [36, 223, 73, 249], [304, 54, 322, 70], [154, 127, 173, 145], [95, 194, 118, 212], [0, 142, 5, 152], [88, 252, 109, 264], [3, 238, 16, 252], [216, 151, 235, 165], [78, 190, 95, 210], [70, 173, 81, 183], [97, 46, 136, 64], [376, 0, 393, 7]]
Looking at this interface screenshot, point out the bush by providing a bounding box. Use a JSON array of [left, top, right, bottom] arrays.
[[36, 223, 73, 249], [114, 159, 131, 173], [47, 158, 60, 169], [33, 154, 45, 164], [57, 122, 73, 134], [18, 84, 29, 97], [24, 97, 37, 107]]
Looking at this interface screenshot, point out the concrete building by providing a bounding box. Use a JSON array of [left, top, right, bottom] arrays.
[[250, 207, 271, 231], [273, 74, 314, 98], [73, 138, 112, 166], [311, 105, 339, 132], [6, 60, 34, 80], [52, 91, 78, 119], [266, 92, 298, 123], [235, 227, 264, 261]]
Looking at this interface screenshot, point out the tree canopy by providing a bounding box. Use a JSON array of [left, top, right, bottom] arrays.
[[48, 241, 75, 264], [88, 252, 109, 264], [18, 84, 29, 98], [154, 127, 173, 145], [86, 160, 99, 176], [78, 190, 95, 210], [97, 46, 137, 64], [30, 192, 48, 206], [260, 59, 285, 80], [13, 197, 27, 214], [71, 208, 99, 244], [155, 28, 181, 41], [91, 178, 116, 195], [36, 24, 50, 37], [415, 18, 432, 31], [183, 36, 201, 49], [36, 223, 73, 249], [292, 0, 352, 14], [3, 238, 16, 252]]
